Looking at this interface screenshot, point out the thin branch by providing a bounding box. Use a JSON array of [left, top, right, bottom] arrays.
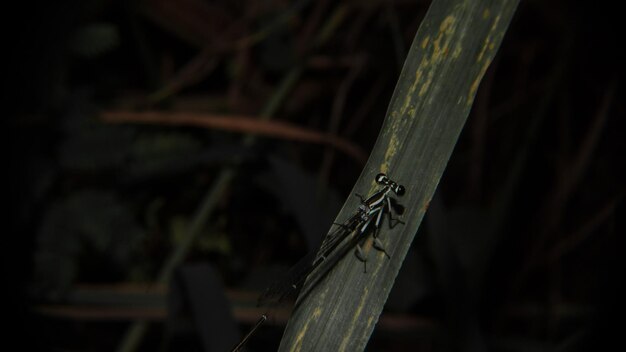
[[101, 111, 366, 163]]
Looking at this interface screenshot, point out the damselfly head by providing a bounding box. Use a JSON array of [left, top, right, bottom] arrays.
[[375, 173, 389, 185], [376, 173, 404, 195], [391, 183, 405, 196]]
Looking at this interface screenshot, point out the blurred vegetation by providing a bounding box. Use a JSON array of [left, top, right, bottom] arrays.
[[6, 0, 624, 351]]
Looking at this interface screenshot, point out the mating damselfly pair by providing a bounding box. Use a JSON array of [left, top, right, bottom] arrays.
[[231, 173, 406, 351]]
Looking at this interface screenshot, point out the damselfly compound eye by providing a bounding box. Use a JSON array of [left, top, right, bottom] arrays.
[[394, 184, 405, 196], [375, 173, 388, 185]]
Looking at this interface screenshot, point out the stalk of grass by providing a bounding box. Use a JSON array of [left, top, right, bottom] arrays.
[[277, 0, 520, 350]]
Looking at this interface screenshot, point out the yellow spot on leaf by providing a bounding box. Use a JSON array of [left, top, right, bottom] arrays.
[[313, 307, 322, 319], [292, 307, 323, 351], [419, 75, 432, 97], [452, 44, 462, 59], [339, 288, 370, 351], [477, 14, 502, 63], [439, 15, 455, 32], [383, 131, 400, 171], [467, 59, 491, 104]]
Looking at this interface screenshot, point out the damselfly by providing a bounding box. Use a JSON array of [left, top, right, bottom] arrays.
[[230, 173, 405, 351]]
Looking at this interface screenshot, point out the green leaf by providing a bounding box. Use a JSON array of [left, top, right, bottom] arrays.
[[279, 0, 520, 350]]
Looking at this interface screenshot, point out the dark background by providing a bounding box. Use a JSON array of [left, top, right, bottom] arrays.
[[5, 0, 624, 351]]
